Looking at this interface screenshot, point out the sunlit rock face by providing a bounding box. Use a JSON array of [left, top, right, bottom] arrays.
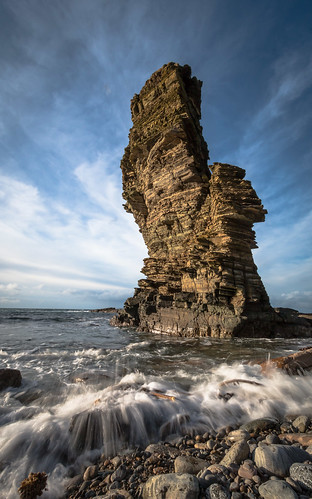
[[111, 63, 299, 337]]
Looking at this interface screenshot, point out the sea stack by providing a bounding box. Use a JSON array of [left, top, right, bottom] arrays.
[[112, 63, 311, 338]]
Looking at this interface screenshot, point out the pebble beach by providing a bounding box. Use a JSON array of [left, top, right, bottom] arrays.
[[65, 414, 312, 499]]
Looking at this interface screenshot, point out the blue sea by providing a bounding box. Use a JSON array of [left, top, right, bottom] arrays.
[[0, 308, 312, 498]]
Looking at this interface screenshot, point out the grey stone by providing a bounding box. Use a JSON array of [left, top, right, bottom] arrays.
[[240, 418, 279, 434], [289, 462, 312, 492], [175, 455, 209, 474], [258, 479, 298, 498], [206, 483, 230, 498], [111, 465, 127, 482], [197, 469, 220, 488], [254, 444, 311, 477], [66, 474, 83, 491], [220, 439, 249, 467], [142, 473, 199, 499], [292, 416, 310, 433], [145, 443, 180, 457]]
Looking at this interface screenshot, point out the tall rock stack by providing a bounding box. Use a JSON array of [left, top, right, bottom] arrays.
[[111, 63, 310, 337]]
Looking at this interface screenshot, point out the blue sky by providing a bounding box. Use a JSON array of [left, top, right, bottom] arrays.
[[0, 0, 311, 311]]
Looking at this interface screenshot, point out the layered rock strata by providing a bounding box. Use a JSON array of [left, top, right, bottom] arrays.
[[111, 63, 310, 337]]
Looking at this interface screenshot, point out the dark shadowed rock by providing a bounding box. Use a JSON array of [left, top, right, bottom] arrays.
[[240, 417, 279, 434], [0, 368, 22, 390]]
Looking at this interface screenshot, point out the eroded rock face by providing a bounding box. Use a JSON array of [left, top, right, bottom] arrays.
[[111, 63, 309, 338]]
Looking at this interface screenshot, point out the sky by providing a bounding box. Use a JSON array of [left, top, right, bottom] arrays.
[[0, 0, 311, 311]]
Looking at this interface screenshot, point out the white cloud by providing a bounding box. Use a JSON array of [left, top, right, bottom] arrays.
[[0, 166, 146, 308]]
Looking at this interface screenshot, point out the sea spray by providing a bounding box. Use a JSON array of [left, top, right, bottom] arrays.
[[1, 309, 312, 498], [1, 365, 312, 498]]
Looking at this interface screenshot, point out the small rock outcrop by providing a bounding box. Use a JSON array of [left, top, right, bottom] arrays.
[[111, 63, 311, 338], [0, 368, 22, 390]]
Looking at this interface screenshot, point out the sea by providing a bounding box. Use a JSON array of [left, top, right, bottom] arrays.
[[0, 308, 312, 498]]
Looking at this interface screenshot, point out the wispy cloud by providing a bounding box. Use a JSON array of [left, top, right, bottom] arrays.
[[0, 165, 146, 308]]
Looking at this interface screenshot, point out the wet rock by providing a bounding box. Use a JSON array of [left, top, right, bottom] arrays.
[[258, 479, 298, 498], [220, 439, 249, 467], [240, 418, 279, 434], [142, 473, 199, 499], [292, 416, 310, 433], [289, 462, 312, 492], [83, 465, 99, 481], [145, 443, 179, 457], [254, 444, 310, 477], [227, 430, 250, 442], [0, 368, 22, 390], [174, 455, 209, 474], [66, 474, 83, 492], [111, 465, 127, 482]]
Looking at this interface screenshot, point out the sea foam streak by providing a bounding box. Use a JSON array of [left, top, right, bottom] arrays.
[[1, 364, 312, 498]]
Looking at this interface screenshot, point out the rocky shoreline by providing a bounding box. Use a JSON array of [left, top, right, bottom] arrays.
[[65, 415, 312, 499]]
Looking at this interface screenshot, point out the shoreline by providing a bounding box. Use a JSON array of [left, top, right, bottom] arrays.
[[65, 414, 312, 499]]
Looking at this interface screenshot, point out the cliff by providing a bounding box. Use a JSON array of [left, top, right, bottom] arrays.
[[111, 63, 311, 338]]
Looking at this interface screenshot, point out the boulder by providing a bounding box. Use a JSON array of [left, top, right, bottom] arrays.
[[289, 462, 312, 492], [240, 417, 279, 434], [0, 368, 22, 390], [220, 439, 249, 467], [258, 479, 298, 499], [142, 473, 199, 499], [174, 455, 209, 474], [254, 444, 310, 477]]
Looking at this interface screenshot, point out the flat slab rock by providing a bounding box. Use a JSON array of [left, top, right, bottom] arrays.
[[142, 473, 199, 499]]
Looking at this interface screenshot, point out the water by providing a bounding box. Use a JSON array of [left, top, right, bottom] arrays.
[[0, 308, 312, 498]]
